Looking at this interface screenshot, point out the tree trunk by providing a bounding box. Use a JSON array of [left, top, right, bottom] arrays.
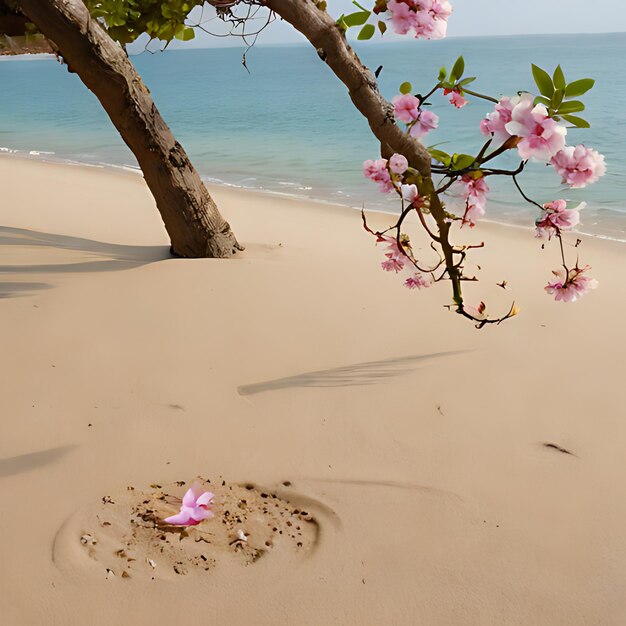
[[16, 0, 242, 258], [263, 0, 432, 176]]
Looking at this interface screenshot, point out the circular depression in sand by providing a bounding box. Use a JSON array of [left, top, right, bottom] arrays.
[[53, 478, 328, 580]]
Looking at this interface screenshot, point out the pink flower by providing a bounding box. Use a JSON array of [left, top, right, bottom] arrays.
[[164, 487, 215, 526], [535, 200, 584, 238], [377, 235, 408, 273], [389, 153, 409, 174], [480, 96, 515, 144], [401, 183, 419, 204], [387, 0, 451, 40], [464, 301, 487, 320], [363, 158, 394, 193], [409, 109, 439, 138], [550, 145, 606, 189], [381, 253, 405, 273], [505, 95, 566, 162], [445, 89, 468, 109], [545, 266, 598, 302], [393, 93, 421, 123], [457, 174, 489, 227], [387, 0, 417, 34], [428, 0, 452, 20], [414, 0, 451, 39], [404, 272, 433, 289]]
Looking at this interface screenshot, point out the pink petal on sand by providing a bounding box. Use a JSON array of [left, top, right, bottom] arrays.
[[196, 491, 215, 507], [164, 510, 192, 525], [181, 487, 197, 508]]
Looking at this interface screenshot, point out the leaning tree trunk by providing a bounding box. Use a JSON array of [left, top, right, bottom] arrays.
[[16, 0, 242, 258]]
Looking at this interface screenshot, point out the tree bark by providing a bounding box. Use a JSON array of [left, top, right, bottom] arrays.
[[16, 0, 242, 258], [263, 0, 432, 176]]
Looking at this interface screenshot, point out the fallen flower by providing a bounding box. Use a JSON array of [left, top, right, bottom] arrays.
[[163, 487, 215, 526]]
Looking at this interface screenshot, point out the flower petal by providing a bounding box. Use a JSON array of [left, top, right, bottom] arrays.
[[195, 491, 215, 507], [164, 510, 192, 526], [181, 487, 197, 508]]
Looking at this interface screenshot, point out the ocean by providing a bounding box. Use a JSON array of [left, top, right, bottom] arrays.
[[1, 32, 625, 240]]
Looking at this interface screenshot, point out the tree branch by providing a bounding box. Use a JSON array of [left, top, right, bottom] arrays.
[[262, 0, 432, 176]]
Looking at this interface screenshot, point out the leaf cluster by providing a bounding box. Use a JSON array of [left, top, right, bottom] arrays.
[[531, 64, 595, 128], [85, 0, 200, 45], [336, 1, 386, 40], [438, 56, 476, 93]]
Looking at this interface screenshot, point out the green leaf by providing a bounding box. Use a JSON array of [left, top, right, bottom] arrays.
[[531, 64, 554, 98], [174, 26, 195, 41], [336, 15, 348, 31], [564, 78, 595, 98], [429, 149, 451, 166], [377, 20, 387, 35], [343, 10, 370, 27], [399, 81, 412, 95], [450, 56, 465, 82], [457, 76, 476, 87], [534, 96, 551, 107], [352, 0, 368, 9], [357, 23, 375, 40], [553, 65, 566, 91], [557, 100, 585, 114], [438, 66, 447, 82], [552, 88, 564, 109], [451, 153, 475, 171], [561, 114, 590, 128]]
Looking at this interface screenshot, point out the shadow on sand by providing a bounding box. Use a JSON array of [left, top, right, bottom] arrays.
[[0, 445, 76, 478], [238, 351, 466, 395], [0, 226, 170, 297]]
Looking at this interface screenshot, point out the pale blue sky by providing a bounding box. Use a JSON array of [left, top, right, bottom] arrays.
[[136, 0, 626, 51]]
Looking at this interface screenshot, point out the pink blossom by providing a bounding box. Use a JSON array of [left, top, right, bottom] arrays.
[[545, 266, 598, 302], [164, 487, 215, 526], [445, 89, 468, 109], [457, 174, 489, 227], [387, 0, 451, 40], [387, 0, 417, 34], [408, 109, 439, 138], [535, 200, 584, 238], [505, 95, 566, 162], [393, 93, 421, 123], [550, 145, 606, 189], [404, 272, 433, 289], [414, 0, 451, 39], [363, 158, 394, 193], [401, 183, 419, 204], [389, 153, 409, 174], [464, 301, 487, 320], [480, 96, 515, 144], [377, 235, 408, 273], [428, 0, 453, 20], [381, 252, 406, 273]]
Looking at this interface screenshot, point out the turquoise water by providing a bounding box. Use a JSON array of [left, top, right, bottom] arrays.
[[1, 33, 625, 239]]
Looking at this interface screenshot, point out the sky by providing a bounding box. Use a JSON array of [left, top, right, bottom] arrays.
[[131, 0, 626, 52]]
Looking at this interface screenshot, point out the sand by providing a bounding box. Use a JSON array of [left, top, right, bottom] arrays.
[[1, 156, 625, 625]]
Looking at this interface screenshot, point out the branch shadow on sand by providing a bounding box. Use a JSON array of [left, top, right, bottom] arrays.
[[0, 226, 170, 295], [0, 445, 76, 478], [238, 351, 467, 396]]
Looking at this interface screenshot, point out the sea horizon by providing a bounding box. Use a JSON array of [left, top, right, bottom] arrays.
[[1, 32, 624, 240]]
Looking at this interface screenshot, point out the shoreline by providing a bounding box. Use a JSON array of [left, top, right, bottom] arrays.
[[2, 151, 624, 245]]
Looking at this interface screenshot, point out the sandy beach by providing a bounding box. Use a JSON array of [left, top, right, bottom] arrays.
[[1, 156, 626, 625]]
